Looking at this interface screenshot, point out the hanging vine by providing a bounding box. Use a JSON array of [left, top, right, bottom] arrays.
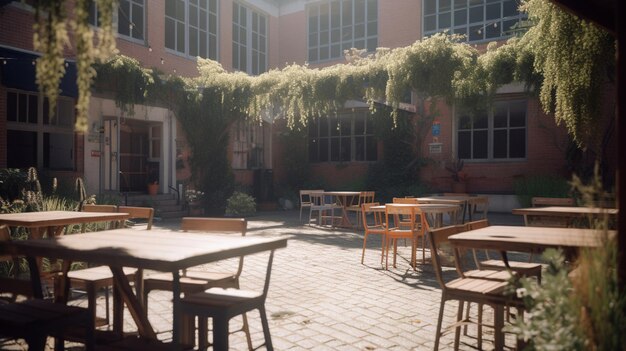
[[33, 0, 117, 133]]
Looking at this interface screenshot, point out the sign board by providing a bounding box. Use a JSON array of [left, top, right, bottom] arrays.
[[428, 143, 442, 154], [432, 121, 441, 136], [91, 150, 101, 157]]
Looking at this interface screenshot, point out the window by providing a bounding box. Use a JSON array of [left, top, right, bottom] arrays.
[[457, 100, 526, 160], [88, 0, 102, 27], [232, 2, 267, 75], [118, 0, 145, 41], [307, 0, 378, 63], [232, 122, 264, 169], [165, 0, 218, 60], [6, 90, 76, 170], [423, 0, 526, 43], [308, 110, 377, 162]]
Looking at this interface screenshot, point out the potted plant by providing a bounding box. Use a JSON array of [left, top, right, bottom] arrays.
[[185, 189, 205, 216], [446, 158, 469, 193], [225, 191, 256, 217], [147, 180, 158, 195]]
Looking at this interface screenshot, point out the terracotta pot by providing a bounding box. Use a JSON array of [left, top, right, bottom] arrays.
[[147, 183, 158, 195]]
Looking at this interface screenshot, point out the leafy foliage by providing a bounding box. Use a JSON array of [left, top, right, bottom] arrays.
[[33, 0, 117, 132], [508, 168, 625, 350], [518, 0, 615, 146], [225, 191, 256, 216], [513, 175, 572, 207]]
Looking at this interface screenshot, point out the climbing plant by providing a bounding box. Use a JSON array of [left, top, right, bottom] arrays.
[[518, 0, 615, 146], [33, 0, 117, 132]]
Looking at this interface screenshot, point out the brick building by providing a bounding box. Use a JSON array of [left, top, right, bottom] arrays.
[[0, 0, 595, 210]]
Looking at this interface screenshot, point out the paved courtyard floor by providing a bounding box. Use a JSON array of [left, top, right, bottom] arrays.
[[1, 211, 525, 350]]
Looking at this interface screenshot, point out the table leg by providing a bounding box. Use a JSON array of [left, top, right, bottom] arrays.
[[110, 266, 156, 339], [171, 270, 181, 345], [26, 256, 44, 299], [494, 304, 505, 350]]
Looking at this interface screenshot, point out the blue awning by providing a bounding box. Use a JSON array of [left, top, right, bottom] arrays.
[[0, 47, 77, 97]]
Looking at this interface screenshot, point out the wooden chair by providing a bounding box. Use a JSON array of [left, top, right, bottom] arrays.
[[392, 197, 419, 204], [0, 225, 94, 351], [467, 196, 489, 221], [0, 225, 33, 302], [142, 217, 253, 350], [299, 190, 323, 222], [66, 206, 153, 328], [118, 206, 155, 230], [81, 204, 120, 231], [463, 219, 540, 342], [308, 192, 342, 227], [360, 202, 386, 265], [384, 204, 428, 270], [428, 225, 523, 350], [179, 248, 277, 351], [346, 191, 375, 228]]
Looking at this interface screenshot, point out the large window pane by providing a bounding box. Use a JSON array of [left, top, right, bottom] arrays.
[[458, 131, 471, 159], [493, 130, 507, 158], [509, 129, 525, 158], [473, 130, 488, 158], [8, 130, 37, 168]]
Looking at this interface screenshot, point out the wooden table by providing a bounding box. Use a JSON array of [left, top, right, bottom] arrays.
[[449, 225, 615, 350], [0, 210, 130, 239], [0, 228, 288, 347], [371, 203, 462, 228], [418, 195, 487, 223], [512, 206, 618, 227], [323, 191, 361, 227]]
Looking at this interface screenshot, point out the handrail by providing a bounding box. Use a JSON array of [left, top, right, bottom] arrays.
[[168, 185, 180, 205]]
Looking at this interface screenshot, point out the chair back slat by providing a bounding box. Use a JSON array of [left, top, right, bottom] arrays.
[[531, 197, 575, 207], [427, 225, 466, 288], [466, 219, 489, 230], [392, 197, 419, 204], [180, 217, 248, 278], [300, 190, 324, 207], [82, 204, 118, 212], [118, 206, 155, 230], [361, 202, 383, 229]]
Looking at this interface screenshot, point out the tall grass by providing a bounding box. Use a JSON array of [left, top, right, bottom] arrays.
[[507, 167, 626, 350]]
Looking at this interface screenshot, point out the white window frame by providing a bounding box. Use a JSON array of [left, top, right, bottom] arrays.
[[307, 0, 378, 63], [118, 0, 146, 43], [5, 89, 76, 170], [456, 99, 527, 162], [423, 0, 526, 43], [165, 0, 219, 60], [309, 109, 377, 163], [232, 2, 267, 75]]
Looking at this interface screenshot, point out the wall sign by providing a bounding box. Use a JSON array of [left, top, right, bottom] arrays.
[[432, 121, 441, 136]]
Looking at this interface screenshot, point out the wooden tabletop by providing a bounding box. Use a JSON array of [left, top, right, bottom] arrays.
[[418, 195, 486, 204], [449, 225, 615, 253], [0, 210, 130, 228], [370, 203, 460, 212], [512, 206, 618, 217], [1, 228, 288, 272]]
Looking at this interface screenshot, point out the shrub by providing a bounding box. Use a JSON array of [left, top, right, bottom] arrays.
[[225, 191, 256, 216], [513, 175, 572, 207]]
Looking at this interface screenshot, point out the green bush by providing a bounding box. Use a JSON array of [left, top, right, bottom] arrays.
[[0, 168, 27, 201], [225, 191, 256, 216], [513, 175, 572, 207]]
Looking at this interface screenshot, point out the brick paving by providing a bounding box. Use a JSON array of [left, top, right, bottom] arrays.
[[1, 211, 525, 350]]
